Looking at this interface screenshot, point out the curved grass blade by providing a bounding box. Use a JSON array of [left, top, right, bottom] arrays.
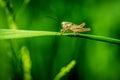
[[66, 33, 120, 45], [0, 29, 120, 45]]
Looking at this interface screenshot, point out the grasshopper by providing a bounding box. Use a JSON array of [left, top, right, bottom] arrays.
[[60, 22, 91, 34]]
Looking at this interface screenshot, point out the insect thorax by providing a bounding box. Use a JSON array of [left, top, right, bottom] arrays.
[[62, 22, 73, 28]]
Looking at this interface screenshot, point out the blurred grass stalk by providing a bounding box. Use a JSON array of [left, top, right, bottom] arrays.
[[54, 60, 76, 80], [0, 0, 32, 80], [21, 46, 32, 80]]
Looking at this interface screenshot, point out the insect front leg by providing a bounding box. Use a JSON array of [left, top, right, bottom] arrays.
[[60, 29, 66, 35], [73, 30, 78, 35], [71, 27, 78, 35]]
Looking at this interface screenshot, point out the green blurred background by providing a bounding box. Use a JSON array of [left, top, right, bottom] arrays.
[[0, 0, 120, 80]]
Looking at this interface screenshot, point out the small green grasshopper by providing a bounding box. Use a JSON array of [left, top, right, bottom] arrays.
[[60, 22, 91, 34]]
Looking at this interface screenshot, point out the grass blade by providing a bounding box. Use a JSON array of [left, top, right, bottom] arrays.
[[0, 29, 120, 45], [0, 29, 60, 39], [66, 33, 120, 44]]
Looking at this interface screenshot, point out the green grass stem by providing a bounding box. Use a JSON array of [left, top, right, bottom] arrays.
[[0, 29, 120, 45]]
